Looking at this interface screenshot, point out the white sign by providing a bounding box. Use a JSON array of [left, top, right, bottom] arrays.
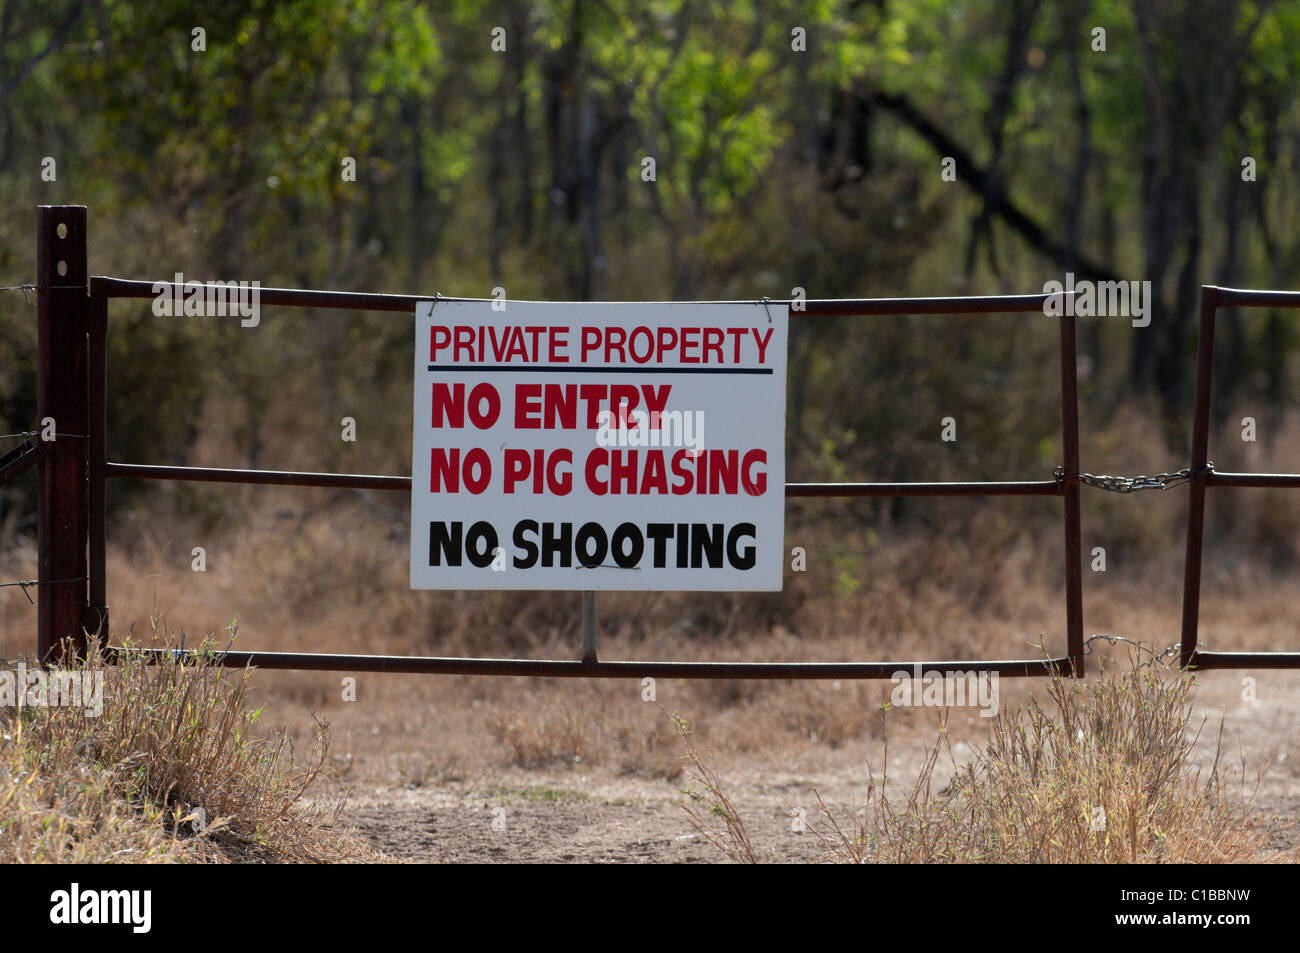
[[410, 301, 788, 590]]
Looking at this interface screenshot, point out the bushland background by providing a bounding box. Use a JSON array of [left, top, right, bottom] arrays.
[[1, 1, 1299, 860]]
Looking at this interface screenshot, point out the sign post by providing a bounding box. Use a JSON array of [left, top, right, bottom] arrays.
[[411, 301, 788, 591]]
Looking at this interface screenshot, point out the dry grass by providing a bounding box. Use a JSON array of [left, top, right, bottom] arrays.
[[674, 710, 757, 863], [490, 685, 684, 777], [2, 489, 1295, 813], [682, 647, 1290, 863], [0, 620, 383, 863], [0, 408, 1297, 857]]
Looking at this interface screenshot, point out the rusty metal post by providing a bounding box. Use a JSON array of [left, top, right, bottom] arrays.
[[1058, 309, 1085, 675], [36, 205, 90, 663], [1180, 286, 1219, 668], [87, 293, 108, 642]]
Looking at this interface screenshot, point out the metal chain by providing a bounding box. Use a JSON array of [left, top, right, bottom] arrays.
[[1054, 461, 1214, 493]]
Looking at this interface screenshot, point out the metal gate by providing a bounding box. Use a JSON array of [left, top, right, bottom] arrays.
[[8, 204, 1295, 677]]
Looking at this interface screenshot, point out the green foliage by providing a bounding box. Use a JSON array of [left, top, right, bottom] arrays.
[[4, 0, 1300, 528]]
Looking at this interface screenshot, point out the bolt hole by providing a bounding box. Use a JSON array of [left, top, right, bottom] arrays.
[[56, 223, 68, 239], [56, 261, 67, 276]]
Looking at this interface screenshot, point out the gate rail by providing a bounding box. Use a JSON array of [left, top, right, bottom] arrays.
[[1179, 286, 1300, 671], [26, 205, 1094, 676]]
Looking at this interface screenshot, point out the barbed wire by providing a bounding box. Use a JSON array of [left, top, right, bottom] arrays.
[[0, 283, 35, 305], [0, 577, 88, 605], [1081, 633, 1181, 666], [0, 430, 86, 441]]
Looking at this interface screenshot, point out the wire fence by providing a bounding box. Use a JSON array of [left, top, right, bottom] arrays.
[[0, 283, 35, 305]]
